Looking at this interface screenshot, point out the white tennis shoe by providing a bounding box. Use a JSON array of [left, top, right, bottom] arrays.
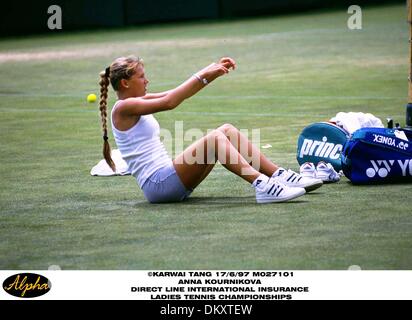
[[255, 179, 306, 203], [272, 167, 323, 192], [299, 162, 317, 178], [315, 161, 341, 183]]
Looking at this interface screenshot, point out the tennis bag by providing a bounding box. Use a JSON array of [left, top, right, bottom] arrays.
[[341, 127, 412, 184], [296, 122, 350, 171]]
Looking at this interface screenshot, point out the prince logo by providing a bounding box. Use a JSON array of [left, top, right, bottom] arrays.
[[299, 137, 343, 160]]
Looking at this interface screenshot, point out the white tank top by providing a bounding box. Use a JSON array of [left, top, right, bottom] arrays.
[[111, 101, 173, 188]]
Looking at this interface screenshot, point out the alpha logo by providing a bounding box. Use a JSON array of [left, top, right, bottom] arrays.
[[366, 159, 412, 178], [299, 136, 343, 160], [3, 273, 51, 298]]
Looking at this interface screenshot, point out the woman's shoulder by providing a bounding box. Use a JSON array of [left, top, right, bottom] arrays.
[[112, 99, 133, 117], [112, 100, 142, 132], [112, 98, 142, 114], [110, 99, 122, 116]]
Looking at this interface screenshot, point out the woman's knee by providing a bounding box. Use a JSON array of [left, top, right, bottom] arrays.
[[206, 129, 229, 149], [208, 128, 227, 139], [217, 123, 236, 134]]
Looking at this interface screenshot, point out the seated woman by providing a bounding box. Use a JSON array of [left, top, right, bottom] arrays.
[[97, 55, 322, 203]]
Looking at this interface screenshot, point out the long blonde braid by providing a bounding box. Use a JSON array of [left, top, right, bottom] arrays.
[[97, 56, 143, 172], [99, 67, 115, 172]]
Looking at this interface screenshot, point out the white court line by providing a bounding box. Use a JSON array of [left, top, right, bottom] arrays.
[[173, 111, 329, 117], [197, 95, 403, 100], [0, 92, 403, 100], [0, 108, 404, 119], [0, 108, 329, 117]]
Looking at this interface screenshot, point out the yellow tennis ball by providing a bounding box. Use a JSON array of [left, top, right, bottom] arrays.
[[87, 93, 97, 103]]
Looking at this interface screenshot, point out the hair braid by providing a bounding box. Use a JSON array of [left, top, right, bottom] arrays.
[[99, 71, 116, 172]]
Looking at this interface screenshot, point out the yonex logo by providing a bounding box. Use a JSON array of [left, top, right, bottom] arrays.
[[372, 134, 409, 151], [398, 141, 409, 151], [366, 160, 393, 178], [366, 159, 412, 178], [299, 137, 343, 160], [399, 159, 412, 176]]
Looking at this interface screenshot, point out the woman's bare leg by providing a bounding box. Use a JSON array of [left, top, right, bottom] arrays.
[[173, 129, 261, 190], [217, 123, 279, 177]]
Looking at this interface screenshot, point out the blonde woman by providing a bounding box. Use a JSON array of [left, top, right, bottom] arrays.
[[98, 55, 322, 203]]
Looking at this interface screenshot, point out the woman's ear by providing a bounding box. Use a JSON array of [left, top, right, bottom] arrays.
[[120, 78, 129, 89]]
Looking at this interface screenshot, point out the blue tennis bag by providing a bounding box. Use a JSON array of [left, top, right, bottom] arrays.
[[296, 122, 350, 171], [341, 127, 412, 184]]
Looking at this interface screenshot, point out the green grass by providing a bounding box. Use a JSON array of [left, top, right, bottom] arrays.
[[1, 4, 412, 270]]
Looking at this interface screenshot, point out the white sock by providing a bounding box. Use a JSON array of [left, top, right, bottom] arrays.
[[252, 174, 269, 188]]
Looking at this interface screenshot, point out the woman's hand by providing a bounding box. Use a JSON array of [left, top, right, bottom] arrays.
[[219, 57, 236, 71], [198, 57, 237, 83]]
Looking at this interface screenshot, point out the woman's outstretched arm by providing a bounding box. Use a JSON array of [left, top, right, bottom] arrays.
[[117, 57, 236, 116], [141, 90, 172, 100]]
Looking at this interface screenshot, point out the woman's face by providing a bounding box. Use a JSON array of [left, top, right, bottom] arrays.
[[120, 65, 148, 97]]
